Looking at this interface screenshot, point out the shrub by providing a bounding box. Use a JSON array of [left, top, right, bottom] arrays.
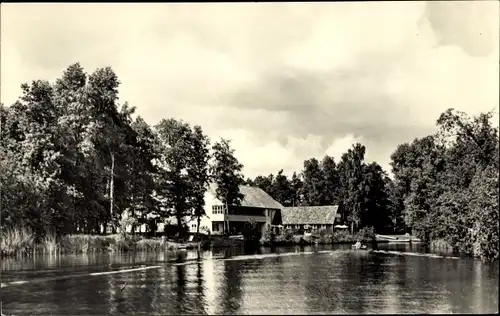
[[356, 226, 375, 241], [118, 215, 138, 238], [332, 229, 356, 243]]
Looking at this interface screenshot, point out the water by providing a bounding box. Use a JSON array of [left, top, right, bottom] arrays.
[[2, 244, 498, 315]]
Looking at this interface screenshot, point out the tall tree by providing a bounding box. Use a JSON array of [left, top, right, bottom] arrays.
[[127, 116, 161, 233], [390, 136, 446, 241], [270, 170, 292, 206], [186, 125, 211, 238], [155, 119, 195, 238], [321, 155, 340, 205], [252, 174, 274, 195], [210, 138, 245, 234], [385, 177, 406, 234], [338, 143, 366, 233], [289, 172, 304, 207], [301, 158, 325, 206], [360, 162, 392, 234]]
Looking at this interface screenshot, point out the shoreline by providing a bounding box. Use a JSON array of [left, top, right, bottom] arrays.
[[1, 233, 391, 258]]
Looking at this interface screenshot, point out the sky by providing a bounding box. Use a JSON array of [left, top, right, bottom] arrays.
[[1, 2, 499, 178]]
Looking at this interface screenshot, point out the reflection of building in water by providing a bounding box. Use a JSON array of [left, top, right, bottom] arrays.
[[203, 258, 218, 315]]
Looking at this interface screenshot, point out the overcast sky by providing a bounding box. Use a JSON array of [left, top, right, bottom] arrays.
[[1, 2, 498, 178]]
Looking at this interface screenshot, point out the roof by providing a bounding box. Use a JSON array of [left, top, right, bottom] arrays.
[[281, 205, 339, 225], [208, 183, 283, 210]]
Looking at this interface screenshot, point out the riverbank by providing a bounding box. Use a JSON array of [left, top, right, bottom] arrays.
[[262, 230, 376, 247], [0, 227, 379, 257], [0, 228, 201, 257]]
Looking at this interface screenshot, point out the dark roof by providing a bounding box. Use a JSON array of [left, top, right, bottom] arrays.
[[208, 183, 283, 210], [281, 205, 339, 225]]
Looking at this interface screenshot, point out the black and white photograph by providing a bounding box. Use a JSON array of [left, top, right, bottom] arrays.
[[1, 1, 499, 315]]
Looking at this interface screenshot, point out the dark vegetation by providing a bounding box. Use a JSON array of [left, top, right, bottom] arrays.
[[1, 63, 498, 261]]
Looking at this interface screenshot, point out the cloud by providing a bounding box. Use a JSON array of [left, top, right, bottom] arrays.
[[1, 2, 498, 178]]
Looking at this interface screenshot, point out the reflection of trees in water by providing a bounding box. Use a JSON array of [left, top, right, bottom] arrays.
[[174, 262, 188, 314], [172, 251, 207, 314], [331, 253, 374, 314], [219, 260, 244, 314]]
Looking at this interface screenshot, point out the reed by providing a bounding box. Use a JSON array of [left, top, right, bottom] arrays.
[[0, 226, 35, 257], [1, 228, 201, 257], [39, 233, 59, 254]]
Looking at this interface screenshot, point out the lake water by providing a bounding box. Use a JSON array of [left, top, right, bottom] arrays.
[[1, 243, 498, 315]]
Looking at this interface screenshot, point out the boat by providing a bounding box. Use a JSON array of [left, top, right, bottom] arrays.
[[375, 234, 421, 243]]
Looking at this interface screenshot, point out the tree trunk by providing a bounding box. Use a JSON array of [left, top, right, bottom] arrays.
[[196, 216, 201, 240], [109, 152, 115, 234], [225, 201, 229, 236], [177, 215, 182, 242]]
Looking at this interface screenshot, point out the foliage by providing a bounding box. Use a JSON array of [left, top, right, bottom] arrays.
[[210, 138, 245, 208], [390, 108, 499, 261], [337, 143, 366, 233], [241, 220, 261, 242], [154, 119, 211, 238], [3, 63, 497, 261], [301, 158, 326, 206]]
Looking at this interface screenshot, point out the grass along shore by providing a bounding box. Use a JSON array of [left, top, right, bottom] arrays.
[[0, 227, 202, 257], [1, 226, 377, 258]]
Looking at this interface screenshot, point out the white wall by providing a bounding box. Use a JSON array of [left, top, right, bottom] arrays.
[[186, 190, 225, 235]]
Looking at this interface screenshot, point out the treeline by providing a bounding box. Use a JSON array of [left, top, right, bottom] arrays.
[[1, 63, 498, 261], [247, 109, 499, 261], [1, 63, 245, 238], [390, 109, 499, 261], [244, 146, 398, 235]]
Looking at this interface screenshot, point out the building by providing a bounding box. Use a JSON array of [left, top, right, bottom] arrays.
[[281, 205, 339, 233], [185, 183, 283, 237]]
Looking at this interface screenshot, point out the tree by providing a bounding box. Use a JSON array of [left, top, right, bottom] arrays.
[[155, 119, 195, 238], [385, 177, 406, 234], [252, 174, 274, 195], [321, 155, 340, 205], [186, 125, 211, 238], [390, 136, 445, 241], [360, 162, 392, 234], [289, 172, 304, 207], [270, 170, 292, 206], [210, 138, 245, 234], [301, 158, 325, 206], [127, 116, 161, 233], [338, 143, 366, 233]]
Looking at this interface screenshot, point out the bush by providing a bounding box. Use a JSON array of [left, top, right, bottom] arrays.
[[118, 215, 138, 238], [356, 226, 375, 241], [332, 230, 356, 243], [242, 220, 261, 242]]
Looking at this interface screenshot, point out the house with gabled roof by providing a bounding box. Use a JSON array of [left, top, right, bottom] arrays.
[[185, 183, 283, 237], [281, 205, 339, 233]]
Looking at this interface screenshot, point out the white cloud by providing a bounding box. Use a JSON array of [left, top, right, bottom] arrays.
[[1, 2, 498, 179]]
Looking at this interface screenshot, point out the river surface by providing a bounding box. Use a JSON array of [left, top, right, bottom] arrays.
[[1, 243, 498, 315]]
